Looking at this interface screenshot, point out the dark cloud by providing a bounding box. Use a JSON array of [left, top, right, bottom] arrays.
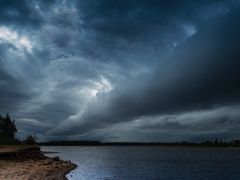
[[0, 0, 44, 28], [50, 11, 240, 139], [76, 0, 229, 51], [0, 0, 240, 141]]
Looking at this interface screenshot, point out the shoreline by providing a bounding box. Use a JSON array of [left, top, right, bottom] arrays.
[[39, 140, 240, 147], [0, 146, 77, 180]]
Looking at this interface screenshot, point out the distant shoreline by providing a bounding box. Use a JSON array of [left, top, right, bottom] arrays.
[[39, 140, 240, 147], [0, 145, 77, 180]]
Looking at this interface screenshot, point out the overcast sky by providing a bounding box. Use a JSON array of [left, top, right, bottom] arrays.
[[0, 0, 240, 142]]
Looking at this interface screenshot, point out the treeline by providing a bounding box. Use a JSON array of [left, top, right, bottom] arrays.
[[39, 140, 102, 146], [0, 113, 37, 145], [39, 139, 240, 147]]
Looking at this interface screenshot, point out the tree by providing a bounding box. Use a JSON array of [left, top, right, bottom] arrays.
[[0, 113, 18, 144]]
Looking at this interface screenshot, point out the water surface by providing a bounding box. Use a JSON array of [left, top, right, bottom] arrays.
[[41, 146, 240, 180]]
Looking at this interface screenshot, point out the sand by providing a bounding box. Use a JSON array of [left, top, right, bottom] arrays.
[[0, 146, 77, 180]]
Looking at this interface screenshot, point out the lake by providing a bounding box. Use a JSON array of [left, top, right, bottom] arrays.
[[41, 146, 240, 180]]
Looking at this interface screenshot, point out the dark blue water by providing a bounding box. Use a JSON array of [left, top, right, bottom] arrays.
[[41, 146, 240, 180]]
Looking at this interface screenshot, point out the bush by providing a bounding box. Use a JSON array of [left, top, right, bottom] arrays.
[[24, 134, 38, 145]]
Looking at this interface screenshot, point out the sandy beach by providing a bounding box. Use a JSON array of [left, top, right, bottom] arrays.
[[0, 146, 77, 180]]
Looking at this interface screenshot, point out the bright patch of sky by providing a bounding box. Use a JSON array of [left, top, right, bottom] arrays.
[[0, 26, 33, 52], [182, 24, 197, 37]]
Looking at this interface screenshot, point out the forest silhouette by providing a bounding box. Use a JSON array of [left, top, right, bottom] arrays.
[[0, 113, 37, 145], [0, 113, 17, 144]]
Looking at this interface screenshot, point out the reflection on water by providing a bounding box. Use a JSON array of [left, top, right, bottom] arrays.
[[41, 146, 240, 180]]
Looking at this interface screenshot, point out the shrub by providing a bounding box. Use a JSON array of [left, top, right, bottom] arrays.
[[25, 134, 38, 145]]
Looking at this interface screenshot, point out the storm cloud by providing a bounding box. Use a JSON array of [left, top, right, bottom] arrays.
[[0, 0, 240, 141]]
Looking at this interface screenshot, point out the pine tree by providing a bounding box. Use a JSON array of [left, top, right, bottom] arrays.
[[0, 113, 17, 144]]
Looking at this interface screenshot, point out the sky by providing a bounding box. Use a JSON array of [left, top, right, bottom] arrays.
[[0, 0, 240, 142]]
